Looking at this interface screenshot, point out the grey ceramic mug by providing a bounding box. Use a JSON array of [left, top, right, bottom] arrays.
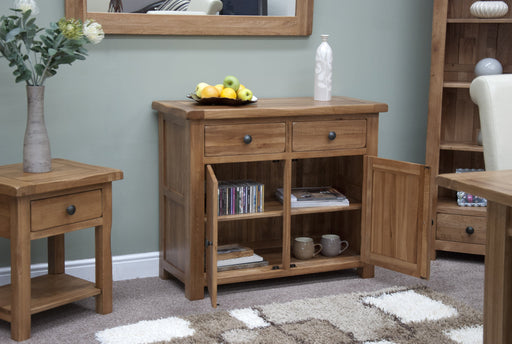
[[293, 237, 322, 260], [320, 234, 349, 257]]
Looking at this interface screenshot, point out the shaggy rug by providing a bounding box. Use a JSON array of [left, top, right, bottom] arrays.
[[95, 286, 482, 344]]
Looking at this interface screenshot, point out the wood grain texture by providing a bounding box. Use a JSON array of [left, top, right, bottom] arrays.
[[156, 97, 434, 308], [424, 0, 512, 258], [438, 170, 512, 344], [0, 160, 122, 341], [66, 0, 313, 36]]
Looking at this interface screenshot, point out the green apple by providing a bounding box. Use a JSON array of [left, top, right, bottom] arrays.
[[195, 82, 209, 97], [223, 75, 240, 92], [237, 88, 253, 101]]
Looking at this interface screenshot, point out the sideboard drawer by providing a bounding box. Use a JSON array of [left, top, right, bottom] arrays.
[[436, 213, 487, 245], [31, 190, 103, 232], [292, 120, 367, 152], [204, 123, 286, 156]]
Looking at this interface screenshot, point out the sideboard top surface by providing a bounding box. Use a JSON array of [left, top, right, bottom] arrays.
[[152, 96, 389, 120]]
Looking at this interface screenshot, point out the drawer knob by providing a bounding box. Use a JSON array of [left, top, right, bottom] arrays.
[[243, 135, 252, 144], [66, 205, 76, 215], [465, 226, 475, 235], [328, 131, 337, 140]]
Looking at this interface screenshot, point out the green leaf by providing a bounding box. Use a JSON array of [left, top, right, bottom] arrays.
[[48, 48, 57, 56], [5, 28, 21, 42], [34, 63, 45, 75]]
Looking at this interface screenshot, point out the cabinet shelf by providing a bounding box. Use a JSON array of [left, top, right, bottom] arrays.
[[437, 197, 487, 216], [440, 142, 484, 152], [448, 18, 512, 24], [217, 200, 283, 221], [216, 250, 363, 285], [443, 81, 471, 89]]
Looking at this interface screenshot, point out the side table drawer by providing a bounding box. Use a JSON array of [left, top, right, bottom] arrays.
[[204, 123, 285, 156], [31, 190, 103, 232], [292, 120, 366, 152], [436, 213, 487, 245]]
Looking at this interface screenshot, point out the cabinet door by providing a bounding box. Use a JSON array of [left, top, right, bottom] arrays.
[[206, 165, 218, 307], [362, 156, 431, 279]]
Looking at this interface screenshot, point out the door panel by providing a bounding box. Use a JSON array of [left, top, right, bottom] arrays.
[[206, 165, 218, 307], [362, 156, 431, 279]]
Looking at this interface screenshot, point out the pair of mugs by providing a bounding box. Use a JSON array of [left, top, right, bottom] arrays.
[[293, 234, 349, 260]]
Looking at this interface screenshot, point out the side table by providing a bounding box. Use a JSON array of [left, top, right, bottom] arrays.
[[0, 159, 123, 341], [437, 170, 512, 344]]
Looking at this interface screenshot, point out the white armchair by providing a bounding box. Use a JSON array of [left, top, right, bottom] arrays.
[[470, 74, 512, 171]]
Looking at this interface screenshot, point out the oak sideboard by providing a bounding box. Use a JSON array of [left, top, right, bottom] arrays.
[[152, 97, 431, 306]]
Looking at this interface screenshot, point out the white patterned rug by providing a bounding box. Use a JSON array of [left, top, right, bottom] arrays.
[[95, 286, 482, 344]]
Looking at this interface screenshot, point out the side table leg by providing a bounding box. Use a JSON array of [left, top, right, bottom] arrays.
[[48, 234, 65, 274], [95, 183, 113, 314], [10, 199, 31, 341], [95, 224, 112, 314]]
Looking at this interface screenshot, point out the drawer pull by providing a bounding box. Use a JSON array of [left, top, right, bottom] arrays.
[[328, 131, 337, 140], [66, 205, 76, 215], [466, 226, 475, 235], [243, 135, 252, 144]]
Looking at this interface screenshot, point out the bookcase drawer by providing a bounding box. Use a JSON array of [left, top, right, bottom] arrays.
[[292, 120, 366, 152], [436, 213, 487, 245], [204, 123, 285, 156]]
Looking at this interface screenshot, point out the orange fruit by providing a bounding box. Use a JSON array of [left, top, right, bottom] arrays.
[[220, 87, 237, 99], [214, 84, 224, 94], [201, 85, 220, 98]]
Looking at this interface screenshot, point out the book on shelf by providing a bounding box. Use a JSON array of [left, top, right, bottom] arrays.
[[217, 244, 254, 261], [218, 180, 264, 216], [275, 186, 349, 208], [216, 252, 268, 272]]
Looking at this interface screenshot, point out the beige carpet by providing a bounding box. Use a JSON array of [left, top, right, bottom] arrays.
[[95, 286, 483, 344]]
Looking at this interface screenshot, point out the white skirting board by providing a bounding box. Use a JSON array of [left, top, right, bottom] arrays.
[[0, 251, 160, 285]]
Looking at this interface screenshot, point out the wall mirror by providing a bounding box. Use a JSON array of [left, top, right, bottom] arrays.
[[65, 0, 313, 36]]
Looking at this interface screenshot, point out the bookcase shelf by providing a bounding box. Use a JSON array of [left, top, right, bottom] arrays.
[[425, 0, 510, 257]]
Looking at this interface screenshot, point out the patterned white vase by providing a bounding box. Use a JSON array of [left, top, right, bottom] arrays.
[[314, 34, 333, 101], [470, 1, 509, 18]]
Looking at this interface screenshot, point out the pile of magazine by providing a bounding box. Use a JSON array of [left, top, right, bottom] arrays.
[[275, 186, 349, 208], [218, 180, 264, 216]]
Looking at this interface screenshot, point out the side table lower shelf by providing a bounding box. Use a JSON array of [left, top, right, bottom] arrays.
[[0, 274, 100, 322]]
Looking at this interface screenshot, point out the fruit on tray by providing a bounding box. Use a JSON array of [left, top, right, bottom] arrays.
[[193, 75, 254, 100]]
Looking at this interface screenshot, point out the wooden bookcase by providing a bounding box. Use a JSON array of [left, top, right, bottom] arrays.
[[153, 97, 431, 306], [426, 0, 512, 257]]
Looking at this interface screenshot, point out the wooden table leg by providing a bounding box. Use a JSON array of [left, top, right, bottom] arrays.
[[95, 183, 113, 314], [483, 202, 511, 344], [10, 199, 31, 341], [48, 234, 65, 275]]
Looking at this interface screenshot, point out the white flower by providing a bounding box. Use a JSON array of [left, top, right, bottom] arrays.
[[13, 0, 39, 15], [83, 20, 104, 44]]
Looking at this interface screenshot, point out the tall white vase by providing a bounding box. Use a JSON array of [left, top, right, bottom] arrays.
[[314, 34, 333, 101], [23, 86, 51, 173]]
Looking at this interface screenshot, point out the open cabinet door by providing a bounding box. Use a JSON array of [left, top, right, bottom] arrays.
[[362, 156, 431, 279], [206, 165, 218, 307]]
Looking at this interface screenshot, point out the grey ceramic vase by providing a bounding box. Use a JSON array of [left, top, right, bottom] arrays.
[[23, 86, 51, 173]]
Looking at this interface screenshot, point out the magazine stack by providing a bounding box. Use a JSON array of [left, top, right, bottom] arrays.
[[275, 186, 349, 208]]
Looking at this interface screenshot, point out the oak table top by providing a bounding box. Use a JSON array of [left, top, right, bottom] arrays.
[[437, 170, 512, 209], [0, 158, 123, 197]]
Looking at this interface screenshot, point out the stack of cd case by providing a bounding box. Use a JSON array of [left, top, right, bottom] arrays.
[[218, 180, 264, 216]]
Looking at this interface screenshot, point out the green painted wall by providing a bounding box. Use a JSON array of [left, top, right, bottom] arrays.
[[0, 0, 433, 267]]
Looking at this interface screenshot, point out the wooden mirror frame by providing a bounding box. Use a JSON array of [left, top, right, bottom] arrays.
[[65, 0, 313, 36]]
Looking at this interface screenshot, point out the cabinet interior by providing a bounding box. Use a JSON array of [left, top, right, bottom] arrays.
[[208, 155, 364, 266]]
